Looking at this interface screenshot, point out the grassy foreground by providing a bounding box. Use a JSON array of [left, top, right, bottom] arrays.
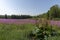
[[0, 24, 36, 40], [0, 23, 60, 40]]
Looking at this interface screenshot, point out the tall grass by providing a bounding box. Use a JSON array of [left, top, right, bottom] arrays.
[[0, 23, 60, 40], [0, 24, 35, 40]]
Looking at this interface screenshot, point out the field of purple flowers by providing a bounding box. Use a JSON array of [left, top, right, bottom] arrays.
[[0, 19, 36, 24], [0, 19, 59, 40], [50, 20, 60, 26], [0, 19, 60, 27]]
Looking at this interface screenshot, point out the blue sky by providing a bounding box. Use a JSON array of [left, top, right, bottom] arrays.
[[0, 0, 60, 16]]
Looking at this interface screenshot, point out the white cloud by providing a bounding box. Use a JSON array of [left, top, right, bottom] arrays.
[[0, 0, 38, 16]]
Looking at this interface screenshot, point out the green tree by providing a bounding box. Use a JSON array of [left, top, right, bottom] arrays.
[[49, 5, 60, 18], [5, 14, 8, 19]]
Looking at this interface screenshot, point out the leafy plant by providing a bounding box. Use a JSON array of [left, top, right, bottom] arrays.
[[29, 19, 58, 40]]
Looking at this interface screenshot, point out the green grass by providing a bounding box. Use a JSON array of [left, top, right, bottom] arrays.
[[53, 18, 60, 20], [47, 36, 60, 40], [0, 23, 60, 40], [0, 24, 36, 40]]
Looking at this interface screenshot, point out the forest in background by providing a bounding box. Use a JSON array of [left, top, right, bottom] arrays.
[[37, 5, 60, 20], [0, 15, 33, 19]]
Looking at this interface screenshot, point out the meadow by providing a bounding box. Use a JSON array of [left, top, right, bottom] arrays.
[[0, 23, 36, 40], [0, 19, 60, 40], [0, 19, 60, 26]]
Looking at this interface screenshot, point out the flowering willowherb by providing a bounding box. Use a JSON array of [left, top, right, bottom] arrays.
[[50, 20, 60, 26], [0, 19, 36, 24], [0, 19, 60, 27]]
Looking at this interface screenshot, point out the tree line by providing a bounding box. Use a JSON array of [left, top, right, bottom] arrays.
[[37, 4, 60, 20], [0, 14, 32, 19]]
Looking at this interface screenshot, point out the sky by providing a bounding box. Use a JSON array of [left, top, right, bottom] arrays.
[[0, 0, 60, 16]]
